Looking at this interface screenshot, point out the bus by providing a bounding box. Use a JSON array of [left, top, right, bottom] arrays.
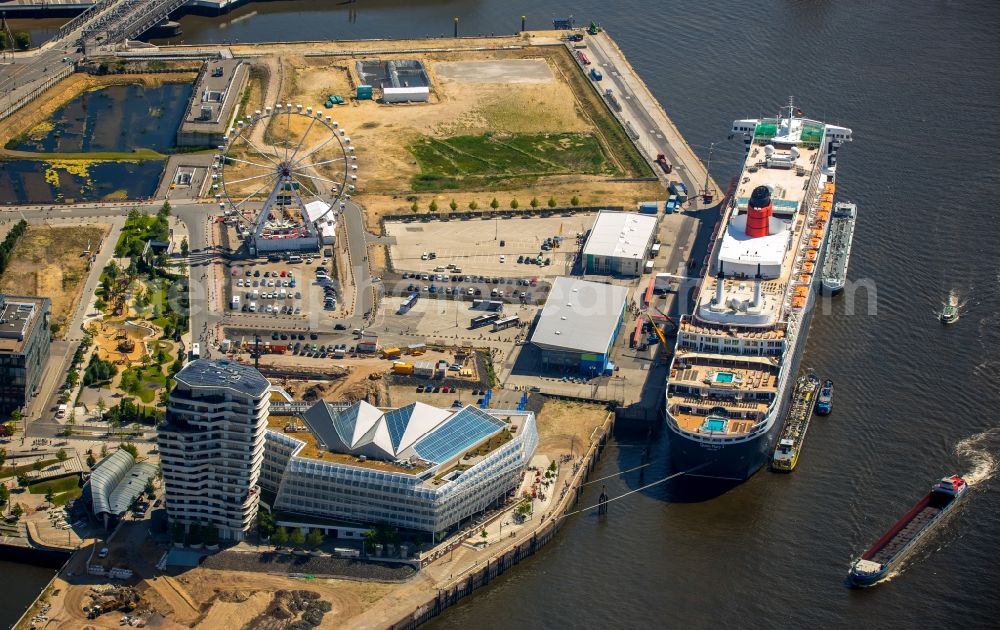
[[190, 343, 201, 360], [491, 315, 520, 332], [470, 313, 501, 329], [398, 292, 418, 314]]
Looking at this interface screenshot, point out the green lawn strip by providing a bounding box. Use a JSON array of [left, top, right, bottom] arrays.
[[27, 474, 81, 496], [4, 148, 167, 162]]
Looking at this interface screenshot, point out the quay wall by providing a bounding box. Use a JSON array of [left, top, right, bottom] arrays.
[[387, 412, 615, 630]]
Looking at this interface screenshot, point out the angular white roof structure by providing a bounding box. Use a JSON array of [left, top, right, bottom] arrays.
[[304, 200, 333, 222], [530, 277, 629, 355], [301, 400, 508, 465], [582, 211, 657, 261]]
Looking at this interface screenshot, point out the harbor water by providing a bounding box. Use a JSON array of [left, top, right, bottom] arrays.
[[5, 0, 1000, 627]]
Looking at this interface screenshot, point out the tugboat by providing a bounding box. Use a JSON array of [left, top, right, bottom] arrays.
[[939, 291, 960, 325], [849, 475, 968, 587], [815, 379, 833, 415]]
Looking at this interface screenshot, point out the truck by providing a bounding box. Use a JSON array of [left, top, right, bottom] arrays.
[[655, 154, 673, 174], [589, 68, 603, 81], [669, 181, 689, 203], [576, 50, 591, 65], [604, 88, 622, 112]]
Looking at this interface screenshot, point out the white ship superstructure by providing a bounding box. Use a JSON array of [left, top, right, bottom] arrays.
[[665, 99, 852, 480]]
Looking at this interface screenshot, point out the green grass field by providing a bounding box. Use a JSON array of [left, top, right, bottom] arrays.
[[28, 474, 83, 506], [409, 132, 616, 192]]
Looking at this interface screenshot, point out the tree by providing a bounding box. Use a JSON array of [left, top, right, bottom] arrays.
[[203, 522, 219, 546], [449, 199, 458, 212], [10, 409, 22, 435], [171, 521, 185, 544], [100, 444, 108, 458], [510, 198, 519, 210], [410, 201, 418, 212], [258, 510, 276, 538], [468, 200, 478, 210], [0, 484, 9, 506], [158, 200, 171, 218], [96, 397, 107, 419], [44, 488, 55, 504], [362, 529, 378, 554], [16, 474, 30, 488], [290, 527, 306, 548], [121, 443, 139, 459], [428, 200, 438, 213], [86, 454, 96, 469], [548, 196, 557, 208], [490, 198, 500, 210], [530, 197, 540, 209], [271, 526, 289, 547], [481, 529, 488, 541], [570, 195, 581, 206], [0, 447, 6, 471], [180, 238, 189, 258], [56, 448, 68, 463], [13, 31, 31, 51], [306, 528, 324, 550], [10, 503, 22, 520]]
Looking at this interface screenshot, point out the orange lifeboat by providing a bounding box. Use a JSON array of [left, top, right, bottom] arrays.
[[802, 262, 815, 273], [798, 274, 811, 284], [792, 296, 806, 309], [809, 237, 821, 248], [806, 250, 818, 261]]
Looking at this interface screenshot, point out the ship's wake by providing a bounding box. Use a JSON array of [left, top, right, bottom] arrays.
[[955, 428, 1000, 486]]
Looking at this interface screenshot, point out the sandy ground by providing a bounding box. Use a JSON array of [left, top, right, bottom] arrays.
[[0, 224, 109, 336], [535, 398, 611, 455]]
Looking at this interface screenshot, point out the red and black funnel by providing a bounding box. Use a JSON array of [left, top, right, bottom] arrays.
[[745, 185, 772, 238]]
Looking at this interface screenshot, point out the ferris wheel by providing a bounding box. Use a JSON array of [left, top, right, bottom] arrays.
[[214, 103, 357, 224]]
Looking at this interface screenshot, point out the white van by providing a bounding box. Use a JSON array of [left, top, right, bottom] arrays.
[[249, 302, 257, 312], [287, 255, 303, 263], [55, 404, 67, 419], [190, 343, 201, 359], [231, 295, 240, 310]]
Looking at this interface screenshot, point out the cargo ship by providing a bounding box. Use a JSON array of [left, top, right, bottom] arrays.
[[770, 373, 820, 472], [821, 201, 857, 295], [664, 99, 852, 480], [850, 475, 968, 587]]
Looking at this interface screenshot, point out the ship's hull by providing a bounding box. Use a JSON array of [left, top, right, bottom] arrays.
[[667, 266, 820, 480], [849, 483, 968, 587]]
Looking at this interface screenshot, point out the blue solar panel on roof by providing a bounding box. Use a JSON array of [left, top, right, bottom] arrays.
[[413, 407, 504, 464], [383, 405, 415, 452], [332, 405, 358, 445]]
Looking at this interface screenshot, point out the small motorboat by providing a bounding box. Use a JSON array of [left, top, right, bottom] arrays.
[[939, 292, 959, 325]]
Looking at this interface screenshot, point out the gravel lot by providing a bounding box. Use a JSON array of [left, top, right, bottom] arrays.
[[201, 549, 418, 582]]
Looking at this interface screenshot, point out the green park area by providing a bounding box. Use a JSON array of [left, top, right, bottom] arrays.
[[409, 132, 615, 191]]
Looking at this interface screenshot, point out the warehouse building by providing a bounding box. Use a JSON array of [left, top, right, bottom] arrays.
[[260, 400, 538, 539], [582, 211, 658, 276], [530, 277, 628, 375], [0, 294, 51, 416]]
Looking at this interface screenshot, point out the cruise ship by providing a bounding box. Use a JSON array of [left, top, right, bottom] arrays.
[[665, 100, 852, 481]]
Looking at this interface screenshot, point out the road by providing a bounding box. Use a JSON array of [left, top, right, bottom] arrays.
[[582, 31, 722, 204]]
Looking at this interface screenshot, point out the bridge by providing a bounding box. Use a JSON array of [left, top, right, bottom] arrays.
[[65, 0, 189, 50]]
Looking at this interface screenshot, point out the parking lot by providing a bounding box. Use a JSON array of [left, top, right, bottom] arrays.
[[226, 252, 343, 325], [385, 213, 597, 277]]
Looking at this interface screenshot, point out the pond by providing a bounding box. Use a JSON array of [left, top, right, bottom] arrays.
[[0, 160, 164, 204], [10, 82, 193, 154]]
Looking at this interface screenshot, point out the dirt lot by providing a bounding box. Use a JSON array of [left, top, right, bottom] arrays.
[[0, 224, 109, 336], [535, 398, 611, 455]]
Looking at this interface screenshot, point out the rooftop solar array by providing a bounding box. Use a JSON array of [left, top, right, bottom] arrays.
[[383, 404, 416, 452], [413, 406, 505, 464]]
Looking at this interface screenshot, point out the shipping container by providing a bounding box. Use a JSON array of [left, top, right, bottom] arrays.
[[650, 243, 661, 258], [356, 84, 373, 100], [644, 261, 655, 274], [638, 202, 659, 215], [392, 362, 414, 375], [669, 181, 689, 203], [357, 342, 378, 353], [382, 347, 402, 359]]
